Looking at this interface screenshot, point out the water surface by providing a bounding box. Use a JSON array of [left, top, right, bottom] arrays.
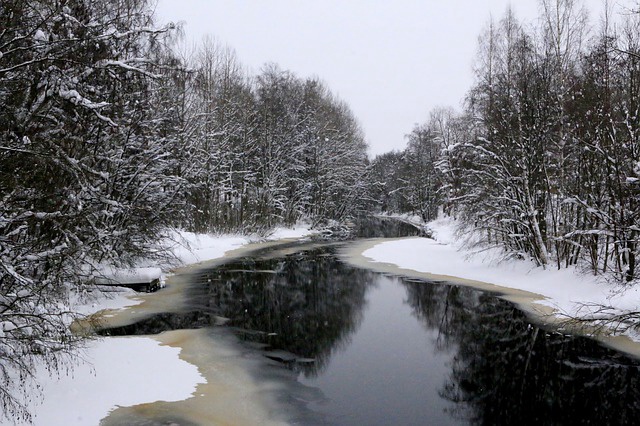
[[100, 218, 640, 425]]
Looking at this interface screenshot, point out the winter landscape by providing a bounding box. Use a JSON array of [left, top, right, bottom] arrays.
[[2, 0, 640, 425]]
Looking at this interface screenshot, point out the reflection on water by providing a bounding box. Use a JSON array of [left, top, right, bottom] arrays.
[[351, 216, 425, 238], [297, 274, 457, 425], [99, 218, 640, 425], [197, 250, 373, 377], [405, 283, 640, 425], [101, 248, 374, 378]]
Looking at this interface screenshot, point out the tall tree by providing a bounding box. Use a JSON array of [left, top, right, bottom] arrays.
[[0, 0, 181, 420]]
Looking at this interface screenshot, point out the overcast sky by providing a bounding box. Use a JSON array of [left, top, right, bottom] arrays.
[[155, 0, 608, 156]]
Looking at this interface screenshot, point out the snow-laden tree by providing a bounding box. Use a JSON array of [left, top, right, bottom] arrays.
[[252, 65, 309, 227], [369, 109, 466, 222], [252, 67, 370, 227], [178, 53, 370, 232], [564, 13, 640, 280], [462, 8, 555, 266], [300, 79, 370, 223], [401, 1, 640, 279], [431, 109, 475, 218], [368, 151, 409, 213], [0, 0, 182, 420], [400, 124, 441, 221], [182, 38, 258, 232]]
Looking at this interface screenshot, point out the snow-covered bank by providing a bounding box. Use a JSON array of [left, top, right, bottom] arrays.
[[16, 336, 204, 426], [8, 225, 313, 426], [163, 224, 313, 268], [360, 217, 640, 344], [88, 224, 314, 290], [168, 232, 253, 267]]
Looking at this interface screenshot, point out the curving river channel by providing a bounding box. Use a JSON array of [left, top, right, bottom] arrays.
[[97, 218, 640, 425]]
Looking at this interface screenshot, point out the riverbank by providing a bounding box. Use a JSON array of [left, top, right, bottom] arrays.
[[10, 225, 312, 426], [347, 215, 640, 355]]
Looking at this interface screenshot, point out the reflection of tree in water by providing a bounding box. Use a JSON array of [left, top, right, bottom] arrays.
[[196, 248, 373, 376], [403, 281, 640, 425], [352, 216, 424, 238], [97, 310, 226, 337], [403, 281, 470, 352]]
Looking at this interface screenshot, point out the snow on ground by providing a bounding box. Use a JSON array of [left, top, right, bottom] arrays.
[[6, 225, 314, 426], [94, 266, 164, 285], [363, 216, 640, 341], [16, 337, 204, 426], [168, 232, 252, 266], [71, 285, 141, 317], [268, 223, 313, 240], [167, 223, 313, 266], [89, 224, 313, 291]]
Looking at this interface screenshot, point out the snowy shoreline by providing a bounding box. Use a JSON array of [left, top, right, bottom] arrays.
[[352, 215, 640, 356], [15, 216, 640, 425], [10, 225, 313, 426]]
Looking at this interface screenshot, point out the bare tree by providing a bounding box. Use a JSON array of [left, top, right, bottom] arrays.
[[0, 0, 182, 420]]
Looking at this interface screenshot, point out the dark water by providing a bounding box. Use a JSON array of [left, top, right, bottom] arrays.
[[100, 217, 640, 425]]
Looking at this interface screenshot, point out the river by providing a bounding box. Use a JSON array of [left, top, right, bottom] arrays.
[[96, 217, 640, 425]]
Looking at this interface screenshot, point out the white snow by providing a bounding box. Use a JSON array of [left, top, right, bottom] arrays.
[[168, 231, 252, 266], [168, 224, 313, 266], [33, 29, 48, 42], [268, 223, 313, 240], [94, 266, 163, 285], [71, 285, 141, 317], [4, 224, 315, 426], [362, 216, 640, 341], [15, 337, 204, 426]]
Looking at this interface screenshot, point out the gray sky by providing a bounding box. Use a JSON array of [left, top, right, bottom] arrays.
[[155, 0, 607, 156]]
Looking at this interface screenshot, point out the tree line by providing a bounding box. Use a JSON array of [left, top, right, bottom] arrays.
[[0, 0, 368, 421], [373, 0, 640, 282], [171, 39, 370, 233]]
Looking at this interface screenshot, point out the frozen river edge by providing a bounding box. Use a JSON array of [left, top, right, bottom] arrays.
[[13, 218, 640, 425], [10, 227, 312, 426], [342, 217, 640, 360]]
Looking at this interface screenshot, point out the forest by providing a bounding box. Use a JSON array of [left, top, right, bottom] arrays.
[[372, 1, 640, 280], [1, 0, 640, 422], [0, 0, 370, 420]]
